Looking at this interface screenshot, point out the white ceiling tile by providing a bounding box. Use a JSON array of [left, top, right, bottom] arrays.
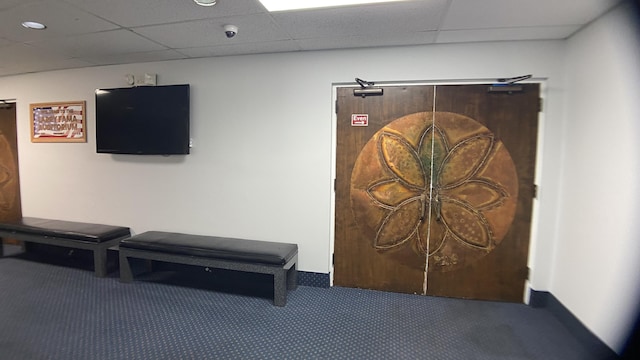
[[3, 57, 94, 74], [62, 0, 268, 27], [0, 0, 119, 42], [436, 25, 582, 43], [273, 0, 449, 38], [441, 0, 621, 30], [27, 29, 167, 58], [298, 31, 438, 51], [179, 40, 302, 58], [0, 68, 17, 76], [0, 0, 39, 11], [0, 38, 14, 47], [0, 43, 91, 74], [81, 50, 189, 66], [134, 14, 290, 49], [1, 43, 71, 64]]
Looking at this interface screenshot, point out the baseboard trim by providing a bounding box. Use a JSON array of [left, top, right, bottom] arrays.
[[529, 290, 618, 359], [297, 271, 330, 288], [528, 288, 550, 308]]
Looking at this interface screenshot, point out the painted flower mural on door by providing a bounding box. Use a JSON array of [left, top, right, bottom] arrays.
[[350, 112, 519, 272]]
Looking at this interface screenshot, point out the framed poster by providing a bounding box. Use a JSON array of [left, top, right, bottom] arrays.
[[30, 101, 86, 143]]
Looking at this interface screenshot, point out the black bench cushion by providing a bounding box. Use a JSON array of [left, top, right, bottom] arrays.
[[120, 231, 298, 266], [0, 217, 131, 243]]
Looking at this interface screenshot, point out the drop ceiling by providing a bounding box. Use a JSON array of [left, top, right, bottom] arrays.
[[0, 0, 622, 77]]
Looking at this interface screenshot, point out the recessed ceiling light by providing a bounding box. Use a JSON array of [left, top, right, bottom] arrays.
[[21, 21, 46, 30], [193, 0, 217, 6], [259, 0, 409, 12]]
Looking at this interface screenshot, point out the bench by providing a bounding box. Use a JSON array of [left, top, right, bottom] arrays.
[[0, 217, 131, 277], [119, 231, 298, 306]]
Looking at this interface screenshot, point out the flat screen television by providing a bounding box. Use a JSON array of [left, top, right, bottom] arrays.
[[95, 84, 190, 155]]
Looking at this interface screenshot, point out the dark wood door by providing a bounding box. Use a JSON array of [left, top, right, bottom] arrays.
[[335, 86, 435, 294], [425, 84, 539, 301], [0, 102, 22, 225], [334, 84, 539, 302]]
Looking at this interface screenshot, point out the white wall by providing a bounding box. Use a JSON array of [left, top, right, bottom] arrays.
[[553, 1, 640, 352], [2, 4, 638, 352], [0, 42, 566, 280]]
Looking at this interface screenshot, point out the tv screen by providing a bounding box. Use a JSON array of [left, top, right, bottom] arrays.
[[95, 84, 190, 155]]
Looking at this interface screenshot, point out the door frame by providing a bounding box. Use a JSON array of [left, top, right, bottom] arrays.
[[329, 79, 547, 303]]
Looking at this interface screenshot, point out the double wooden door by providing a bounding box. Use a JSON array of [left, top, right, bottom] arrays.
[[334, 84, 539, 302]]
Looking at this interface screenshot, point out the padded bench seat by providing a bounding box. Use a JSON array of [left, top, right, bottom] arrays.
[[119, 231, 298, 306], [0, 217, 131, 277]]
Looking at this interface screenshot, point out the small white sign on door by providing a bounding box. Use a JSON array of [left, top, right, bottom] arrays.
[[351, 114, 368, 126]]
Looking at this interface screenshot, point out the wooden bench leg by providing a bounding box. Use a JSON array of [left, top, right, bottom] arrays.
[[93, 249, 108, 277], [119, 251, 134, 283]]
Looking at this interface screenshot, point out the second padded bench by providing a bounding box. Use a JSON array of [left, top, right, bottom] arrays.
[[118, 231, 298, 306]]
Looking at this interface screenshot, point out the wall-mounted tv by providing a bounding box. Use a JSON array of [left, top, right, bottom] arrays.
[[95, 84, 190, 155]]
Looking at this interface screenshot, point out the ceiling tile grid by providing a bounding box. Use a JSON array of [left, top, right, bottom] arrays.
[[61, 0, 268, 27], [133, 13, 291, 49], [0, 0, 624, 77]]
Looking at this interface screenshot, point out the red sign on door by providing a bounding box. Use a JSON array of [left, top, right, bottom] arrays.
[[351, 114, 369, 126]]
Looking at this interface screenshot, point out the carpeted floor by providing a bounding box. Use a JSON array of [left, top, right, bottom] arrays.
[[0, 247, 608, 360]]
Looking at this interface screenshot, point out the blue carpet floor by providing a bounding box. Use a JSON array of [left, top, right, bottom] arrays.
[[0, 251, 605, 360]]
